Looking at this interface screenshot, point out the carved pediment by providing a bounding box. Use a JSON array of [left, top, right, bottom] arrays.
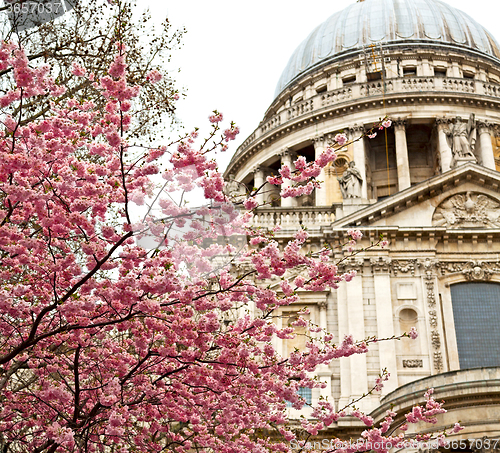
[[432, 192, 500, 228], [332, 163, 500, 229]]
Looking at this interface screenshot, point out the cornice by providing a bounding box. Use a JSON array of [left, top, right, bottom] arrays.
[[225, 92, 500, 178]]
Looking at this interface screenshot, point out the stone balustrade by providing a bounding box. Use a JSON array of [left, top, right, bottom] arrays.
[[252, 206, 335, 230], [483, 82, 500, 97], [321, 87, 352, 106], [233, 76, 500, 162], [287, 98, 314, 121]]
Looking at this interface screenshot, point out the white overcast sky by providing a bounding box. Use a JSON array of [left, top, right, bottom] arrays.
[[149, 1, 500, 171]]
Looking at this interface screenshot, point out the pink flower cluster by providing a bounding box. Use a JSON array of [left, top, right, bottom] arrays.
[[209, 111, 224, 123], [146, 69, 162, 83], [335, 133, 348, 146], [223, 124, 240, 142], [409, 327, 419, 339]]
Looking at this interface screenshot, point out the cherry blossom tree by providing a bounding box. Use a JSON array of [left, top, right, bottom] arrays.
[[0, 0, 183, 138], [0, 40, 459, 453]]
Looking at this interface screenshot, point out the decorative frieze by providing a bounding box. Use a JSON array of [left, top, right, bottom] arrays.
[[438, 260, 500, 281], [403, 359, 423, 368], [391, 259, 417, 276]]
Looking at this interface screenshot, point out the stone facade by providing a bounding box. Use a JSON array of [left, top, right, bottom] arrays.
[[225, 0, 500, 446]]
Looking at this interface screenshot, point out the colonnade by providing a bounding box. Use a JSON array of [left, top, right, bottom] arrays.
[[252, 118, 497, 207]]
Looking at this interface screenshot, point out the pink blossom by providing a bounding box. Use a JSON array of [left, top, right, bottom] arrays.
[[223, 125, 240, 142], [71, 62, 86, 77], [335, 133, 348, 146], [146, 69, 162, 83], [108, 54, 127, 78], [209, 111, 223, 123], [244, 197, 259, 210], [368, 132, 377, 139], [317, 147, 337, 167], [267, 175, 283, 185], [348, 229, 363, 241], [382, 118, 392, 128], [409, 327, 418, 339]]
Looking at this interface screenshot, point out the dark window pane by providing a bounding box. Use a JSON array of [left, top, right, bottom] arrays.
[[451, 283, 500, 369], [286, 387, 312, 407]]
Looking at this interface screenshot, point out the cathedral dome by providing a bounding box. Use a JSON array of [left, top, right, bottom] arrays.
[[275, 0, 500, 97]]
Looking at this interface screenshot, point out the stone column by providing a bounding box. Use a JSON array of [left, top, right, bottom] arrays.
[[420, 58, 432, 77], [318, 299, 328, 331], [436, 118, 453, 173], [394, 119, 411, 191], [253, 167, 265, 205], [273, 313, 283, 357], [372, 258, 398, 396], [350, 125, 368, 200], [317, 299, 332, 402], [477, 122, 496, 170], [337, 281, 351, 409], [329, 72, 340, 90], [280, 149, 296, 208], [344, 261, 369, 411], [313, 137, 328, 206]]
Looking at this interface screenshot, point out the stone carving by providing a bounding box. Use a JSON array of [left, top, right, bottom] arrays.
[[471, 436, 500, 453], [431, 330, 441, 348], [434, 351, 443, 372], [338, 161, 363, 198], [224, 174, 244, 197], [424, 268, 442, 372], [391, 259, 417, 276], [464, 262, 493, 281], [425, 281, 436, 307], [403, 359, 423, 368], [428, 310, 438, 327], [432, 192, 500, 228], [317, 299, 328, 310], [445, 114, 477, 160], [439, 260, 500, 281], [370, 256, 392, 273], [340, 257, 365, 273]]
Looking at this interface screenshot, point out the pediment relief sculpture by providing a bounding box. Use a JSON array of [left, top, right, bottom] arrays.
[[432, 192, 500, 228]]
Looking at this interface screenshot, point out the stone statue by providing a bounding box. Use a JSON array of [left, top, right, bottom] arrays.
[[338, 161, 363, 198], [445, 114, 476, 160], [223, 174, 244, 198]]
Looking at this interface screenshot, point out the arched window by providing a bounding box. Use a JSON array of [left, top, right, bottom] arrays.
[[450, 282, 500, 369]]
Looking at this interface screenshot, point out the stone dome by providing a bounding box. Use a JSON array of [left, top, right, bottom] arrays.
[[275, 0, 500, 97]]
